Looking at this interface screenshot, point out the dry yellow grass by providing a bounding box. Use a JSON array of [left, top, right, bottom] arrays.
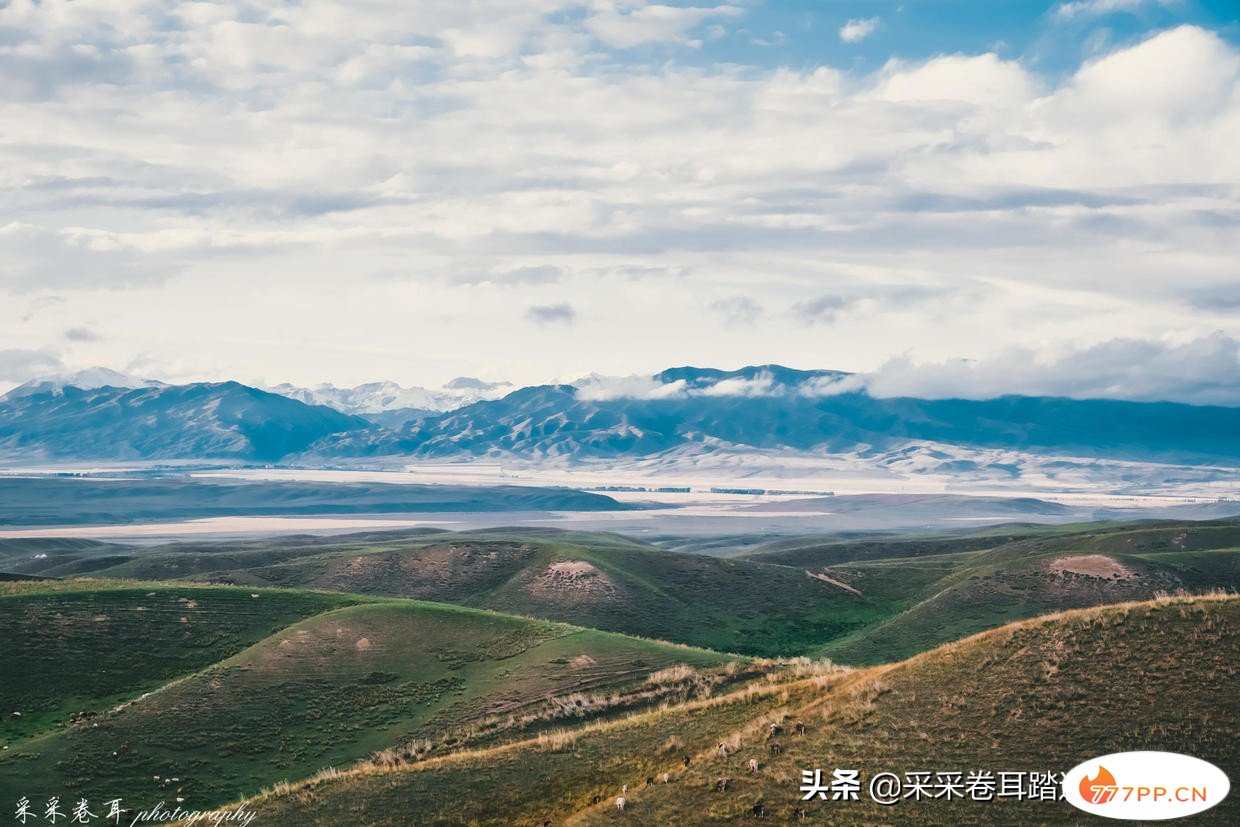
[[208, 593, 1238, 826]]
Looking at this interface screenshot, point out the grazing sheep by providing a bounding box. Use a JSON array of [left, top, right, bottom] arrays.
[[768, 723, 782, 738], [717, 742, 730, 756], [716, 776, 730, 793], [615, 796, 626, 812], [683, 755, 692, 767], [768, 743, 783, 756], [751, 801, 766, 819], [747, 758, 759, 773], [645, 777, 654, 788], [661, 772, 670, 784], [795, 721, 807, 736], [621, 784, 628, 795]]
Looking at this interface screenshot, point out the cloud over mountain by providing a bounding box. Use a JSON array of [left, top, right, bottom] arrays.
[[864, 334, 1240, 407]]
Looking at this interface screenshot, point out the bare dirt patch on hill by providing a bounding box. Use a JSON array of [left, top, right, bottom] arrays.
[[524, 561, 619, 604], [1050, 554, 1133, 580]]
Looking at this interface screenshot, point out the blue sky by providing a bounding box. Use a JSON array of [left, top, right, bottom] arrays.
[[707, 1, 1237, 69], [558, 1, 1240, 74], [0, 0, 1238, 403]]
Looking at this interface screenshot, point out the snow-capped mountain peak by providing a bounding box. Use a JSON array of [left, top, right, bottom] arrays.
[[3, 367, 164, 400], [266, 377, 512, 416]]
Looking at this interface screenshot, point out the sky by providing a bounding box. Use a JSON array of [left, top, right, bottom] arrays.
[[1, 0, 1238, 403]]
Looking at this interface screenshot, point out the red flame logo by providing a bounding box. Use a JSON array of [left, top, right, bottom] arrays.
[[1080, 766, 1119, 804]]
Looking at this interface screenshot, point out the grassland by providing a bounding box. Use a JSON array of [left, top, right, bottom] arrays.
[[0, 580, 358, 741], [818, 522, 1240, 664], [243, 594, 1240, 826], [5, 521, 1238, 666], [2, 521, 1236, 825], [0, 581, 740, 812], [9, 530, 892, 656]]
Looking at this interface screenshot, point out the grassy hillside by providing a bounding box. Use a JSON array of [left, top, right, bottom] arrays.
[[0, 580, 357, 740], [819, 527, 1240, 664], [0, 583, 738, 811], [245, 594, 1240, 825], [3, 530, 450, 580], [740, 518, 1240, 567], [6, 521, 1237, 664], [17, 530, 890, 656], [615, 593, 1239, 825], [738, 532, 1014, 567]]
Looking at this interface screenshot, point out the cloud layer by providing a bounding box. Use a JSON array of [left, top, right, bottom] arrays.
[[0, 3, 1236, 398], [572, 334, 1240, 406], [863, 334, 1240, 406]]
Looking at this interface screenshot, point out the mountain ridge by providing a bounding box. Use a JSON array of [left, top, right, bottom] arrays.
[[0, 381, 370, 462], [2, 364, 1238, 467]]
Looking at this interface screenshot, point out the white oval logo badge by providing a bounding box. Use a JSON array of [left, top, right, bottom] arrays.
[[1063, 751, 1230, 820]]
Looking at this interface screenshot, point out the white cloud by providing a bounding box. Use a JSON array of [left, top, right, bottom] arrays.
[[573, 371, 784, 399], [572, 335, 1240, 405], [0, 7, 1235, 395], [697, 373, 779, 397], [0, 348, 64, 385], [870, 53, 1038, 105], [454, 264, 564, 286], [574, 373, 687, 400], [863, 334, 1240, 406], [839, 17, 880, 44], [1042, 25, 1239, 129], [585, 3, 743, 49], [0, 222, 172, 290], [1055, 0, 1173, 21], [710, 295, 762, 326]]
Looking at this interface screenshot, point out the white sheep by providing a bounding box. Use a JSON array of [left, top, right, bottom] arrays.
[[615, 796, 626, 812]]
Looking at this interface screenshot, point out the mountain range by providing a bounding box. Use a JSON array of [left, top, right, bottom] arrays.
[[1, 365, 1238, 468]]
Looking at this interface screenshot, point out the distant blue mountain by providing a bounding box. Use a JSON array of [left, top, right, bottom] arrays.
[[311, 366, 1240, 465], [0, 381, 369, 462], [2, 366, 1237, 465]]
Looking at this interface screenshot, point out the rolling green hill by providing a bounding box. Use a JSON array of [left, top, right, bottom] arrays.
[[11, 530, 890, 657], [736, 531, 1015, 567], [610, 592, 1240, 825], [5, 521, 1237, 664], [817, 524, 1240, 664], [245, 594, 1240, 826], [3, 528, 1235, 825], [738, 518, 1240, 567], [0, 580, 358, 741], [0, 582, 739, 812]]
